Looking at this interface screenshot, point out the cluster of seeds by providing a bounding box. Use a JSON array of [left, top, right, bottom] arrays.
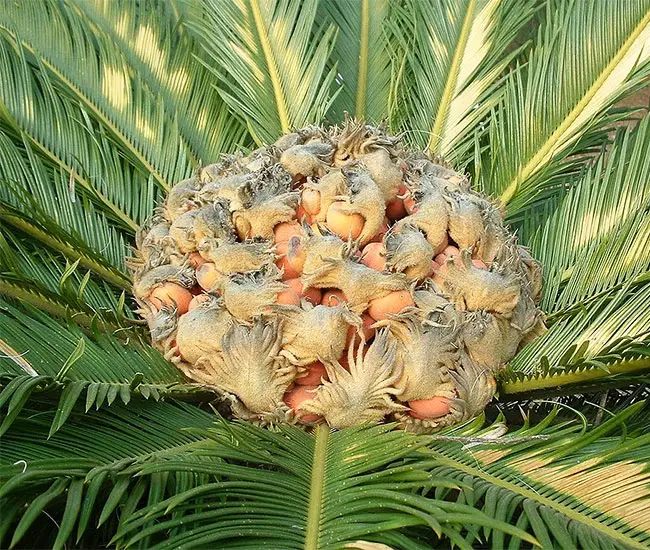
[[130, 121, 545, 432]]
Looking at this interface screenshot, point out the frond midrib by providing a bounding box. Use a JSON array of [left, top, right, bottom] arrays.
[[433, 453, 648, 550], [0, 207, 131, 290], [354, 0, 370, 119], [500, 6, 650, 204], [0, 279, 97, 329], [249, 0, 290, 134], [304, 423, 329, 550], [427, 0, 477, 154], [3, 437, 209, 478], [500, 357, 650, 395], [0, 373, 201, 393]]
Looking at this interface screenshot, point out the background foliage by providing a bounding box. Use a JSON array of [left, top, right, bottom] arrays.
[[0, 0, 649, 548]]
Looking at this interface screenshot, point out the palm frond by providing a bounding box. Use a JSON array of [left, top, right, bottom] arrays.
[[429, 403, 650, 549], [1, 399, 536, 550], [392, 0, 536, 164], [3, 399, 649, 549], [318, 0, 396, 123], [503, 284, 650, 390], [0, 128, 131, 282], [0, 35, 162, 232], [71, 0, 250, 162], [501, 119, 650, 392], [0, 228, 130, 327], [0, 0, 192, 189], [180, 0, 339, 143], [0, 300, 197, 436], [482, 0, 650, 214], [0, 399, 216, 550], [533, 121, 650, 311]]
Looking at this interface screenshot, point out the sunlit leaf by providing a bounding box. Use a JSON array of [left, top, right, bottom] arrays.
[[180, 0, 339, 143]]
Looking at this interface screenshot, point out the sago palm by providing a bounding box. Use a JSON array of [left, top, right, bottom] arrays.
[[1, 0, 650, 548]]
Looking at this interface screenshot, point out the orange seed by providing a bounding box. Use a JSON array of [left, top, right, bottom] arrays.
[[368, 290, 414, 321], [283, 385, 321, 423], [149, 283, 193, 315], [360, 242, 387, 271], [408, 396, 451, 419], [326, 201, 365, 241], [295, 361, 328, 385]]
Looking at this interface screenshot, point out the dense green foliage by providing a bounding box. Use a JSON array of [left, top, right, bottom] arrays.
[[0, 0, 649, 548]]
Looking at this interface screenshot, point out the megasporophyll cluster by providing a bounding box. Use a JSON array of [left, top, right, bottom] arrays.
[[130, 121, 545, 432]]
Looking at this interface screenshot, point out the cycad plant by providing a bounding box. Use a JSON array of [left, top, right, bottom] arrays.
[[1, 0, 649, 548]]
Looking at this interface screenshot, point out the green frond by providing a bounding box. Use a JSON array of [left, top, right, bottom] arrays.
[[72, 0, 250, 161], [493, 386, 650, 424], [181, 0, 339, 143], [0, 130, 131, 282], [506, 284, 650, 380], [0, 36, 163, 232], [532, 121, 650, 311], [0, 0, 193, 188], [0, 280, 102, 335], [0, 400, 216, 549], [0, 299, 197, 436], [3, 400, 649, 549], [482, 0, 650, 213], [428, 403, 650, 549], [0, 228, 130, 326], [0, 206, 129, 292], [1, 400, 537, 550], [511, 192, 562, 251], [392, 0, 537, 163], [318, 0, 396, 123], [502, 118, 650, 390]]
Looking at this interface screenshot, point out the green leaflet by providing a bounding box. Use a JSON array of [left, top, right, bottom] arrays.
[[0, 299, 199, 434]]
